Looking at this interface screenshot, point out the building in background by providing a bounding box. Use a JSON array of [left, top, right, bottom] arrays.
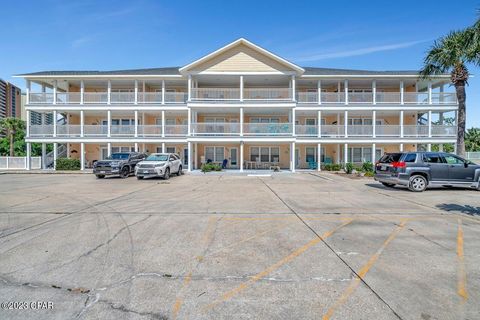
[[0, 79, 21, 119]]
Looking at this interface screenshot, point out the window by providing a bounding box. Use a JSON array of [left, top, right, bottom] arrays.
[[443, 155, 463, 165], [403, 153, 417, 163], [165, 119, 176, 125], [166, 147, 176, 154], [306, 147, 316, 163], [349, 147, 383, 162], [205, 147, 224, 162], [250, 147, 279, 162], [423, 153, 443, 163], [379, 153, 402, 163], [250, 118, 280, 123]]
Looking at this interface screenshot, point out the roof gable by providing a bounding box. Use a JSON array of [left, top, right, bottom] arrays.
[[180, 38, 304, 75]]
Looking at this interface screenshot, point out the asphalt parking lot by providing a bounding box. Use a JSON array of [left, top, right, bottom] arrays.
[[0, 172, 479, 320]]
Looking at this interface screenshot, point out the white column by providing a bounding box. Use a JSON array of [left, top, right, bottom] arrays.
[[162, 142, 166, 153], [290, 142, 296, 172], [107, 142, 112, 157], [454, 143, 458, 155], [26, 110, 30, 137], [240, 76, 244, 102], [372, 80, 376, 105], [53, 80, 57, 104], [107, 80, 111, 104], [26, 80, 31, 104], [107, 110, 111, 137], [372, 143, 376, 163], [26, 143, 31, 170], [187, 108, 191, 136], [240, 142, 244, 172], [317, 80, 322, 104], [400, 110, 404, 138], [400, 143, 404, 152], [317, 143, 322, 172], [400, 81, 404, 105], [292, 108, 296, 136], [336, 144, 340, 164], [80, 80, 84, 104], [187, 141, 192, 172], [67, 143, 70, 159], [41, 143, 46, 169], [427, 143, 432, 152], [53, 143, 58, 170], [135, 142, 138, 152], [344, 79, 348, 105], [428, 110, 432, 138], [317, 110, 322, 138], [53, 110, 57, 137], [372, 110, 376, 138], [428, 82, 432, 105], [291, 75, 296, 101], [439, 144, 443, 152], [162, 80, 165, 105], [134, 110, 138, 137], [240, 107, 244, 136], [142, 81, 146, 102], [161, 110, 165, 137], [344, 110, 348, 137], [187, 75, 192, 101], [134, 80, 138, 104], [344, 144, 348, 165], [80, 110, 84, 137], [80, 143, 85, 170]]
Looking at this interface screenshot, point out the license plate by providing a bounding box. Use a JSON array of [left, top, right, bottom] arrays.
[[100, 171, 106, 174], [143, 170, 149, 174], [381, 165, 386, 171]]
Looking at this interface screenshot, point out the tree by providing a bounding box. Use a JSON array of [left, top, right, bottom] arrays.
[[0, 117, 25, 156], [420, 28, 476, 157], [465, 128, 480, 152]]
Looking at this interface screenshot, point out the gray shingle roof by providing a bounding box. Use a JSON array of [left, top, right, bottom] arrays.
[[302, 67, 421, 76]]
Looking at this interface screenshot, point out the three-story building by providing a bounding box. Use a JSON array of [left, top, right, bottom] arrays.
[[17, 38, 458, 171]]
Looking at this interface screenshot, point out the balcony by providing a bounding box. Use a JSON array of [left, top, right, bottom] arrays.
[[190, 88, 292, 103], [191, 123, 240, 136], [243, 123, 292, 136], [296, 92, 457, 105]]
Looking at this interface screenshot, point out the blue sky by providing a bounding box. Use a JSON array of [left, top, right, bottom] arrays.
[[2, 0, 479, 127]]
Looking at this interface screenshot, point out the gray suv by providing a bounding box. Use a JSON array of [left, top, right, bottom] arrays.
[[374, 152, 480, 192], [93, 152, 146, 179]]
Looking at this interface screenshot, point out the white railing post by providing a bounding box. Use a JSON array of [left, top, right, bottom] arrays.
[[317, 143, 322, 172], [428, 110, 432, 138], [290, 142, 296, 172], [161, 110, 165, 138], [26, 110, 30, 137], [80, 80, 84, 104], [26, 80, 31, 104], [53, 110, 57, 137], [317, 80, 322, 105], [162, 80, 165, 105], [372, 80, 376, 105], [53, 143, 58, 170], [107, 142, 112, 157], [291, 75, 296, 101], [53, 80, 57, 104], [41, 143, 46, 169], [400, 81, 404, 105], [81, 143, 85, 170], [344, 80, 349, 105], [428, 82, 432, 105], [134, 110, 138, 138], [344, 110, 348, 137], [318, 110, 322, 138], [400, 110, 404, 138], [400, 143, 404, 152], [187, 75, 192, 101], [344, 143, 348, 166], [107, 80, 111, 104], [240, 142, 244, 172], [292, 108, 296, 136], [372, 110, 376, 138], [134, 80, 138, 105], [187, 141, 192, 172], [240, 76, 244, 102], [187, 108, 191, 136], [80, 110, 84, 137], [240, 107, 244, 136], [107, 110, 111, 137], [26, 143, 31, 170], [372, 143, 376, 163]]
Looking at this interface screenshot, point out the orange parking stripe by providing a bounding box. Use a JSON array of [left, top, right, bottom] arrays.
[[203, 219, 353, 312], [322, 220, 407, 320], [457, 218, 468, 302]]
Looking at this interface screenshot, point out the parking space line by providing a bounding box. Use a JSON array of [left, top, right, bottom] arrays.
[[322, 220, 407, 320], [457, 218, 468, 302], [202, 219, 353, 312]]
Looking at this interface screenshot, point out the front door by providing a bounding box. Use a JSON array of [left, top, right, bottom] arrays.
[[423, 153, 449, 181], [230, 148, 238, 168]]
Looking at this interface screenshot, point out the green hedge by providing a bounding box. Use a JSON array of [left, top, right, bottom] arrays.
[[56, 158, 81, 170], [201, 163, 222, 173], [323, 163, 342, 171]]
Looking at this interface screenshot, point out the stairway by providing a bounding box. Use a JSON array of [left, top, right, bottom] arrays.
[[44, 144, 67, 169]]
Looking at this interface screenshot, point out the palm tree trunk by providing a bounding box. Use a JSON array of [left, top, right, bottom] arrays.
[[9, 133, 14, 157], [455, 81, 466, 157]]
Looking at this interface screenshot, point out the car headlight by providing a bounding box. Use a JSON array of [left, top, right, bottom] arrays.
[[111, 161, 120, 167]]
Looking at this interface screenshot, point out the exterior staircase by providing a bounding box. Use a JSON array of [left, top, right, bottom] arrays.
[[44, 144, 67, 168]]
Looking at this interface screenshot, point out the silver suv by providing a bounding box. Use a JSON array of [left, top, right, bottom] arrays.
[[135, 153, 183, 180], [374, 152, 480, 192]]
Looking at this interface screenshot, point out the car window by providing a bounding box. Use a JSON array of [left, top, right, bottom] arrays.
[[145, 154, 168, 161], [443, 155, 464, 165], [108, 153, 129, 160], [423, 153, 444, 163], [403, 153, 417, 163], [378, 153, 402, 163]]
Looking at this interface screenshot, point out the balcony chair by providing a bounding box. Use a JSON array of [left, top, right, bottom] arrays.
[[308, 162, 318, 170]]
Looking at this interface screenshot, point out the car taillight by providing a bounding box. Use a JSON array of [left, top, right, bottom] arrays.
[[392, 161, 406, 168]]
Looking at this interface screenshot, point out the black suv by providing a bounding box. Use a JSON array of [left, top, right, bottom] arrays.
[[93, 152, 146, 179], [374, 152, 480, 192]]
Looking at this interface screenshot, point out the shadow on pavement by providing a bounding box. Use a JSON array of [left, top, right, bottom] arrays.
[[436, 203, 480, 216]]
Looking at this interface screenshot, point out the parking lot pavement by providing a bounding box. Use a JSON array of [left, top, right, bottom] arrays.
[[0, 173, 479, 319]]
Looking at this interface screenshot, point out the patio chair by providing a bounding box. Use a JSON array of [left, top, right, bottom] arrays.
[[222, 159, 228, 169], [308, 161, 318, 170]]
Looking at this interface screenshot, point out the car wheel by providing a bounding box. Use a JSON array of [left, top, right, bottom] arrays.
[[381, 182, 395, 188], [96, 175, 105, 179], [136, 176, 143, 180], [177, 166, 183, 176], [164, 168, 170, 180], [120, 166, 130, 179], [408, 175, 427, 192]]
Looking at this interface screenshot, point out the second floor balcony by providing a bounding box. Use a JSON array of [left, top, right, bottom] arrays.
[[190, 88, 293, 103], [296, 92, 457, 105]]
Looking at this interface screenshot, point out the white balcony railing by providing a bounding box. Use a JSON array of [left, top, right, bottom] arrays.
[[84, 92, 108, 104], [138, 125, 162, 137], [56, 93, 81, 104], [110, 92, 135, 104], [110, 125, 135, 136], [403, 125, 429, 137], [29, 125, 54, 137], [348, 92, 373, 104], [83, 125, 108, 136], [297, 92, 318, 104], [191, 88, 240, 101], [403, 92, 429, 104], [295, 125, 318, 136], [376, 92, 401, 104], [321, 125, 344, 137], [348, 125, 373, 136], [431, 93, 457, 104], [243, 123, 292, 135], [56, 125, 81, 137], [431, 125, 457, 137], [243, 88, 291, 101], [164, 125, 188, 136], [191, 123, 240, 136], [321, 92, 345, 104], [165, 92, 188, 103], [137, 92, 162, 104], [376, 125, 400, 137], [29, 93, 54, 104]]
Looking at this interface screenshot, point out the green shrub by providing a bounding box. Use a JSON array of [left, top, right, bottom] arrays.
[[323, 163, 342, 171], [56, 158, 80, 170], [345, 162, 354, 174], [362, 162, 374, 173], [201, 163, 222, 173], [364, 171, 374, 177]]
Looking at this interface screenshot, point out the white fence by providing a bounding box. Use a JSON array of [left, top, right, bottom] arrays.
[[0, 157, 42, 170], [466, 152, 480, 160]]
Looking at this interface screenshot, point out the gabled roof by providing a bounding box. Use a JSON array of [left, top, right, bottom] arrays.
[[16, 67, 181, 77], [179, 38, 305, 74], [303, 67, 421, 76]]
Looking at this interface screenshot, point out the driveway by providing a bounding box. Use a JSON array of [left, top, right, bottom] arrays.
[[0, 172, 478, 319]]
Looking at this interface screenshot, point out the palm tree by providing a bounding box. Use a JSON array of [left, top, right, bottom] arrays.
[[0, 117, 25, 157], [465, 128, 480, 152], [420, 29, 476, 157]]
